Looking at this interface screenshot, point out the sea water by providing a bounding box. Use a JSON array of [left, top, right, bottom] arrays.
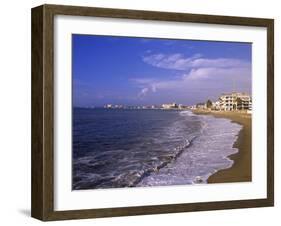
[[72, 108, 242, 190]]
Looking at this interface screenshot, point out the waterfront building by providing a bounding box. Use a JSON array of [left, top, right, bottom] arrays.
[[196, 103, 206, 110], [218, 92, 251, 111], [162, 103, 178, 109], [212, 101, 221, 110]]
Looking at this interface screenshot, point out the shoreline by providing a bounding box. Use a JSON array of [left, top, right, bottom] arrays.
[[192, 109, 252, 183]]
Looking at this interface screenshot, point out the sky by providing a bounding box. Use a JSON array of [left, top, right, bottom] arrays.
[[72, 34, 252, 107]]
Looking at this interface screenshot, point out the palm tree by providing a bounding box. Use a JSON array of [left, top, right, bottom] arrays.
[[236, 97, 243, 110], [206, 99, 212, 109]]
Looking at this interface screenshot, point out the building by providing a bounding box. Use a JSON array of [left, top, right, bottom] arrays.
[[236, 94, 252, 110], [218, 92, 251, 111], [196, 103, 206, 110], [178, 104, 185, 109], [162, 103, 178, 109], [212, 101, 221, 110], [104, 104, 113, 109]]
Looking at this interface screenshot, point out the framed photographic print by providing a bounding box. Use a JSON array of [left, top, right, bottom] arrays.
[[31, 4, 274, 221]]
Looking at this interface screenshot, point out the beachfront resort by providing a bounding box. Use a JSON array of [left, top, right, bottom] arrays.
[[192, 92, 252, 113]]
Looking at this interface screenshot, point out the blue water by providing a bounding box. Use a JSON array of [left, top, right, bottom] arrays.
[[72, 108, 241, 190]]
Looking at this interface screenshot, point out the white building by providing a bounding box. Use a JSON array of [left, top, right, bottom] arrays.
[[218, 92, 251, 111], [162, 103, 178, 109], [213, 101, 221, 110]]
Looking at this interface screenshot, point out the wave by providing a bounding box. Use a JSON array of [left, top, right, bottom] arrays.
[[137, 114, 242, 187], [72, 109, 241, 189], [73, 136, 196, 189], [179, 110, 195, 117], [130, 136, 198, 187]]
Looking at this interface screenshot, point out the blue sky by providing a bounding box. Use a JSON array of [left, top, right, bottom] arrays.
[[72, 34, 252, 107]]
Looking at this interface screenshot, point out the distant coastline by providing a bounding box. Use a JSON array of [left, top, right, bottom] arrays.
[[192, 109, 252, 183]]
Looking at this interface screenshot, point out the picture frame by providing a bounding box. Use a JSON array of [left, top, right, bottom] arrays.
[[31, 4, 274, 221]]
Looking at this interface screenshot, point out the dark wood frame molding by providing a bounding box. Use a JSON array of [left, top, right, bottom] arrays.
[[31, 4, 274, 221]]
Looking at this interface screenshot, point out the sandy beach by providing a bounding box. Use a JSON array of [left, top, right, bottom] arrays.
[[192, 110, 252, 183]]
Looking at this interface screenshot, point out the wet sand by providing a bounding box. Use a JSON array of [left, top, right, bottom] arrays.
[[193, 110, 252, 183]]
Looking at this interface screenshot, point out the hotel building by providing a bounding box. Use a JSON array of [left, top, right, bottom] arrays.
[[218, 92, 252, 111]]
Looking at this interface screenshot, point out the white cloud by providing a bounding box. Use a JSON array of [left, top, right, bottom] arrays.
[[133, 52, 251, 100], [143, 53, 250, 71], [185, 67, 251, 81], [138, 87, 149, 98], [134, 67, 250, 96]]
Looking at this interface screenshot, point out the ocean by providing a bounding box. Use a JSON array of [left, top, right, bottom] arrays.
[[72, 108, 242, 190]]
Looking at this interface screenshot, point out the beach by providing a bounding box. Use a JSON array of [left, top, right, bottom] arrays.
[[193, 110, 252, 183]]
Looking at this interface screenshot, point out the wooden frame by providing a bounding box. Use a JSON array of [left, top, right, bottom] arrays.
[[31, 4, 274, 221]]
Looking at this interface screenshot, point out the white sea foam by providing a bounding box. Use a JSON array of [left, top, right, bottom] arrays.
[[137, 113, 242, 186], [179, 110, 195, 117]]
